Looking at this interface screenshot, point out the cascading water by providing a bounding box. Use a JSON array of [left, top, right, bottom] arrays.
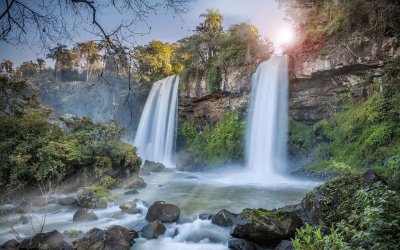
[[134, 75, 179, 167], [245, 55, 289, 180]]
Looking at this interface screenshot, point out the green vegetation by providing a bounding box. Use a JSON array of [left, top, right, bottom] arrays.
[[180, 109, 245, 165], [77, 185, 117, 208], [0, 76, 141, 190], [288, 118, 313, 157]]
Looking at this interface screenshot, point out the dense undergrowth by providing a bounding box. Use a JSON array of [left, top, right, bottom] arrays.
[[0, 76, 141, 191], [180, 109, 245, 166]]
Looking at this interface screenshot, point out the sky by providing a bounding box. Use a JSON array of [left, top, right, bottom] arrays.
[[0, 0, 289, 66]]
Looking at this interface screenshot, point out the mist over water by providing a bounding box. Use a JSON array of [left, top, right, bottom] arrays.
[[134, 75, 179, 167]]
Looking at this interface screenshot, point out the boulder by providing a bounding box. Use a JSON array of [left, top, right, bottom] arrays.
[[73, 208, 98, 222], [124, 190, 139, 195], [18, 230, 72, 250], [0, 239, 19, 249], [141, 220, 166, 239], [126, 176, 146, 189], [199, 213, 214, 220], [211, 209, 237, 227], [76, 186, 115, 209], [140, 161, 166, 175], [228, 238, 257, 250], [14, 201, 31, 214], [73, 225, 136, 250], [19, 215, 30, 225], [230, 209, 302, 246], [31, 196, 56, 207], [58, 197, 77, 205], [145, 201, 180, 223], [112, 212, 126, 219], [119, 202, 139, 214], [275, 240, 295, 250]]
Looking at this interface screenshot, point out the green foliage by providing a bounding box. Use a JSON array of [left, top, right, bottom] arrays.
[[205, 64, 222, 92], [375, 155, 400, 190], [100, 176, 116, 189], [292, 224, 351, 250], [288, 118, 314, 157], [180, 109, 245, 165]]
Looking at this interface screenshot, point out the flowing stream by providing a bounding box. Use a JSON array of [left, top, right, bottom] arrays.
[[134, 75, 179, 168]]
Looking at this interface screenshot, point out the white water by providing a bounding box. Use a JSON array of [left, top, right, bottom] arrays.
[[245, 55, 289, 181], [134, 75, 179, 168]]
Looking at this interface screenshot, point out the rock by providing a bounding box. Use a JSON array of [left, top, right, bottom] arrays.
[[119, 202, 139, 214], [112, 212, 126, 219], [228, 238, 257, 250], [275, 240, 295, 250], [211, 209, 237, 227], [126, 176, 146, 189], [0, 205, 14, 216], [76, 186, 115, 209], [73, 225, 136, 250], [140, 160, 166, 175], [199, 213, 214, 220], [18, 230, 72, 250], [58, 197, 77, 205], [124, 190, 139, 195], [145, 201, 180, 223], [0, 239, 19, 249], [15, 201, 31, 214], [73, 208, 98, 222], [20, 215, 30, 224], [230, 208, 302, 246], [31, 196, 55, 207], [133, 198, 148, 207], [141, 220, 166, 239]]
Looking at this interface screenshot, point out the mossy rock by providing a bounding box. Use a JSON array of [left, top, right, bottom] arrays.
[[76, 185, 116, 209], [230, 208, 302, 246]]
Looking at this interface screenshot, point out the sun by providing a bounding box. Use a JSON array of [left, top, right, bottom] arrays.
[[278, 27, 294, 45]]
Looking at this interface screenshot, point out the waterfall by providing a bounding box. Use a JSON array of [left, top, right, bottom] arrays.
[[245, 55, 288, 179], [134, 75, 179, 168]]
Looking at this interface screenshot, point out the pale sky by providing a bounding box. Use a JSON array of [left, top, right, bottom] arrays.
[[0, 0, 289, 66]]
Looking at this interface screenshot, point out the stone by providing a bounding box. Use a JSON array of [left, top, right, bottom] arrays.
[[58, 197, 77, 205], [211, 209, 237, 227], [14, 201, 31, 214], [199, 213, 214, 220], [126, 176, 146, 189], [0, 239, 20, 249], [275, 240, 295, 250], [31, 196, 55, 207], [73, 208, 98, 222], [112, 212, 126, 219], [141, 220, 166, 239], [119, 202, 139, 214], [20, 215, 30, 224], [73, 225, 136, 250], [140, 160, 166, 175], [18, 230, 72, 250], [230, 209, 302, 246], [76, 186, 115, 209], [228, 238, 257, 250], [124, 190, 139, 195], [145, 201, 180, 223]]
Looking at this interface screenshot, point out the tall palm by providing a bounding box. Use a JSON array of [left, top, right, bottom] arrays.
[[200, 9, 223, 33]]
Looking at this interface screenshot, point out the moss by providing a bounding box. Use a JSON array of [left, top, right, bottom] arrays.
[[288, 118, 314, 157], [100, 176, 116, 189], [77, 185, 116, 208], [66, 229, 80, 238], [241, 208, 293, 226]]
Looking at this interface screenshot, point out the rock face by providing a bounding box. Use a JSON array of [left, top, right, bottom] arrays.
[[141, 220, 166, 239], [228, 238, 257, 250], [230, 209, 302, 246], [73, 225, 136, 250], [140, 161, 166, 175], [119, 201, 139, 214], [211, 209, 238, 227], [73, 208, 98, 222], [145, 201, 180, 223], [18, 230, 72, 250]]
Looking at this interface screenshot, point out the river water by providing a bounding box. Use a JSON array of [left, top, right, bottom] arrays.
[[0, 170, 318, 249]]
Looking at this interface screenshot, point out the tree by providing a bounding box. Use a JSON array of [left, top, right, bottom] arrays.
[[36, 58, 46, 72], [75, 41, 102, 81], [16, 61, 38, 78], [46, 44, 80, 81], [198, 9, 223, 34], [0, 59, 13, 74]]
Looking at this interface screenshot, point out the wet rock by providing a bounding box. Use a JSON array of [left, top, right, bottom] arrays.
[[133, 198, 148, 207], [126, 176, 146, 189], [230, 208, 302, 246], [140, 161, 166, 175], [73, 208, 98, 222], [228, 238, 257, 250], [185, 175, 199, 180], [76, 186, 115, 209], [14, 201, 31, 214], [275, 240, 295, 250], [112, 211, 126, 219], [58, 197, 77, 205], [119, 201, 139, 214], [19, 215, 30, 225], [0, 205, 15, 216], [31, 196, 55, 207], [0, 239, 19, 249], [124, 190, 139, 195], [199, 213, 214, 220], [141, 220, 166, 239], [19, 230, 72, 250], [73, 225, 136, 250], [211, 209, 237, 227], [145, 201, 180, 223]]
